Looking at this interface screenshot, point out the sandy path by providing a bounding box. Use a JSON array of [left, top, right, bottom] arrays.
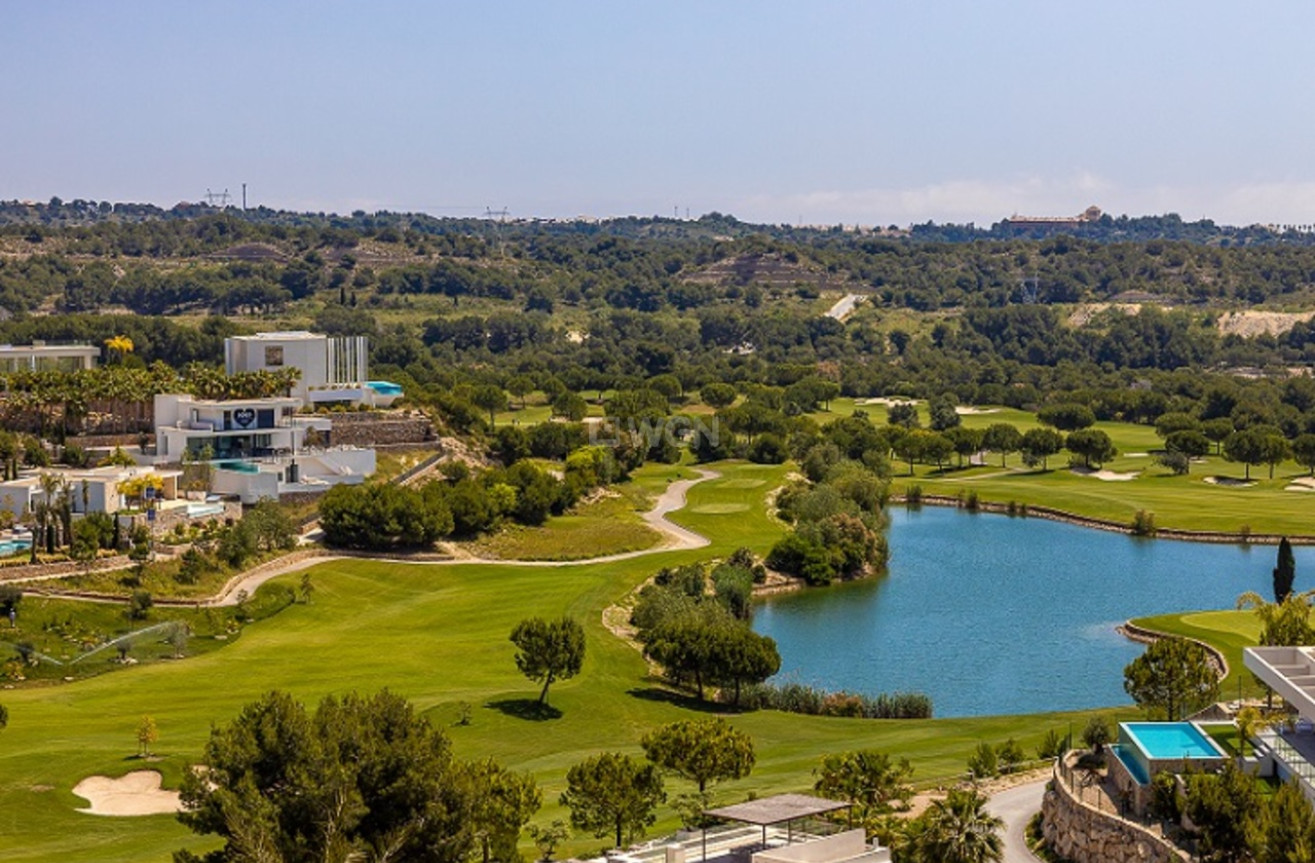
[[824, 293, 864, 320], [36, 469, 722, 608]]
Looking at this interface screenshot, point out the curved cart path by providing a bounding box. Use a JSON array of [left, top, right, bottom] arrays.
[[987, 778, 1047, 863], [34, 469, 720, 607]]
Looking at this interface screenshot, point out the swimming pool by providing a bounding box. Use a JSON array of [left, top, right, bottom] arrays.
[[0, 537, 33, 557], [216, 460, 259, 474], [1112, 721, 1228, 789], [367, 380, 403, 396], [1124, 722, 1226, 760]]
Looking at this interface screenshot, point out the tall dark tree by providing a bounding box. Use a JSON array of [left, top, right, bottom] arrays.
[[641, 718, 755, 793], [175, 690, 473, 863], [1123, 637, 1219, 721], [560, 753, 665, 849], [1274, 537, 1297, 604], [509, 616, 586, 706]]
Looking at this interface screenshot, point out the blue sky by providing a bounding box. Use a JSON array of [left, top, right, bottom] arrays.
[[2, 1, 1312, 226]]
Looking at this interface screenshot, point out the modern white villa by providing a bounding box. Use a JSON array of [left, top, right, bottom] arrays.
[[224, 331, 402, 408], [153, 393, 374, 503], [1242, 646, 1315, 801], [0, 341, 100, 372], [0, 464, 184, 518]]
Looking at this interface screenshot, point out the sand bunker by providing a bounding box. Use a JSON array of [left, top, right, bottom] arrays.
[[1071, 467, 1139, 482], [1285, 477, 1315, 492], [860, 397, 917, 407], [954, 406, 999, 415], [73, 771, 180, 816], [1204, 476, 1257, 488], [689, 503, 750, 514]]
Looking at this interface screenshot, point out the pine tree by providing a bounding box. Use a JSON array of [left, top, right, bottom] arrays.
[[1274, 537, 1296, 603]]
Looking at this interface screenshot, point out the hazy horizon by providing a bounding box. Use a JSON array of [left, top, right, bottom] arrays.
[[5, 1, 1314, 227]]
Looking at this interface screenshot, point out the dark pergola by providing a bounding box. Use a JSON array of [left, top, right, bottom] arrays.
[[699, 794, 850, 861]]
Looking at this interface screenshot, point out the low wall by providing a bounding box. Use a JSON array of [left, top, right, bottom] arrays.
[[1042, 762, 1187, 863], [1117, 621, 1229, 680]]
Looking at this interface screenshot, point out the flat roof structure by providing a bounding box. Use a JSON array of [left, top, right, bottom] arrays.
[[1245, 646, 1315, 721], [704, 795, 849, 826]]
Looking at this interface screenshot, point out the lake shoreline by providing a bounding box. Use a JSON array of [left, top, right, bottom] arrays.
[[892, 493, 1314, 546]]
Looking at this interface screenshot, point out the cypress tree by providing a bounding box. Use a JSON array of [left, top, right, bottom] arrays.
[[1274, 537, 1296, 603]]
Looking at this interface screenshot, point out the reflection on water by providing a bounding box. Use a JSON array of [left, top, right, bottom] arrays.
[[752, 506, 1307, 717]]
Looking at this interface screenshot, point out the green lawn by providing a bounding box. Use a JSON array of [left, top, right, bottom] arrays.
[[0, 460, 1129, 862]]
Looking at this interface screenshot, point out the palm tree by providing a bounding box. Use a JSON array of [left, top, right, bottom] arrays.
[[914, 788, 1003, 863], [104, 334, 134, 365], [1237, 591, 1315, 647]]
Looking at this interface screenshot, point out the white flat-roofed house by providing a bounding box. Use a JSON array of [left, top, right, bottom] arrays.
[[153, 393, 375, 503], [0, 465, 181, 520], [0, 342, 100, 372], [1243, 646, 1315, 802], [223, 331, 401, 408]]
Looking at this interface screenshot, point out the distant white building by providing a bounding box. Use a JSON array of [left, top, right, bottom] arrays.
[[223, 331, 401, 408], [153, 393, 375, 503], [0, 342, 99, 373]]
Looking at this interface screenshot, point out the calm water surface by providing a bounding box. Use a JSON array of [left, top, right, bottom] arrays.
[[752, 506, 1315, 718]]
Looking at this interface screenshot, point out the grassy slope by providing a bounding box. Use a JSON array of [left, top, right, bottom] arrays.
[[0, 461, 1125, 862], [463, 461, 680, 560]]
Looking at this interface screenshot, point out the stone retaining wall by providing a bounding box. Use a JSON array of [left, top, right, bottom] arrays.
[[1041, 762, 1187, 863], [324, 412, 435, 447]]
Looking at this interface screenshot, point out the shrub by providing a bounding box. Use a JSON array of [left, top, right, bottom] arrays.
[[964, 490, 980, 512], [1148, 771, 1182, 822], [1036, 728, 1069, 759], [1131, 509, 1157, 537], [905, 484, 923, 505], [966, 741, 999, 779], [128, 590, 153, 620], [996, 738, 1026, 774], [729, 682, 932, 719], [1082, 716, 1111, 753]]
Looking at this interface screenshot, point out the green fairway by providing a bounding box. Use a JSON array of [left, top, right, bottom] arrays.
[[883, 409, 1315, 537], [0, 459, 1137, 862], [1129, 609, 1265, 699]]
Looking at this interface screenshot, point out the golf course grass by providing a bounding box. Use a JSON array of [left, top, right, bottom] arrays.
[[0, 457, 1263, 861]]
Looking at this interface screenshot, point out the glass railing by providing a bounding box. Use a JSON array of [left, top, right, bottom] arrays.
[[1262, 733, 1315, 789]]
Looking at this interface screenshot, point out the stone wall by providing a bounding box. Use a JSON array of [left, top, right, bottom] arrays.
[[1041, 763, 1188, 863], [324, 411, 436, 447]]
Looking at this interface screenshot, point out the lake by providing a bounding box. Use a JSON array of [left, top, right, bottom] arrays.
[[751, 505, 1314, 718]]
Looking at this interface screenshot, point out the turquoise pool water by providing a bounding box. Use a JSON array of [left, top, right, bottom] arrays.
[[0, 537, 33, 557], [216, 460, 259, 474], [367, 380, 403, 395], [1124, 722, 1225, 760], [1111, 744, 1150, 784]]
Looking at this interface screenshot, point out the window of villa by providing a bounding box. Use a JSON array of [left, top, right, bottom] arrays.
[[265, 346, 284, 366]]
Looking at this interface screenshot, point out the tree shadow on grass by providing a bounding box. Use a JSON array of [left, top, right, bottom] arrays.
[[626, 686, 745, 714], [485, 698, 563, 721]]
